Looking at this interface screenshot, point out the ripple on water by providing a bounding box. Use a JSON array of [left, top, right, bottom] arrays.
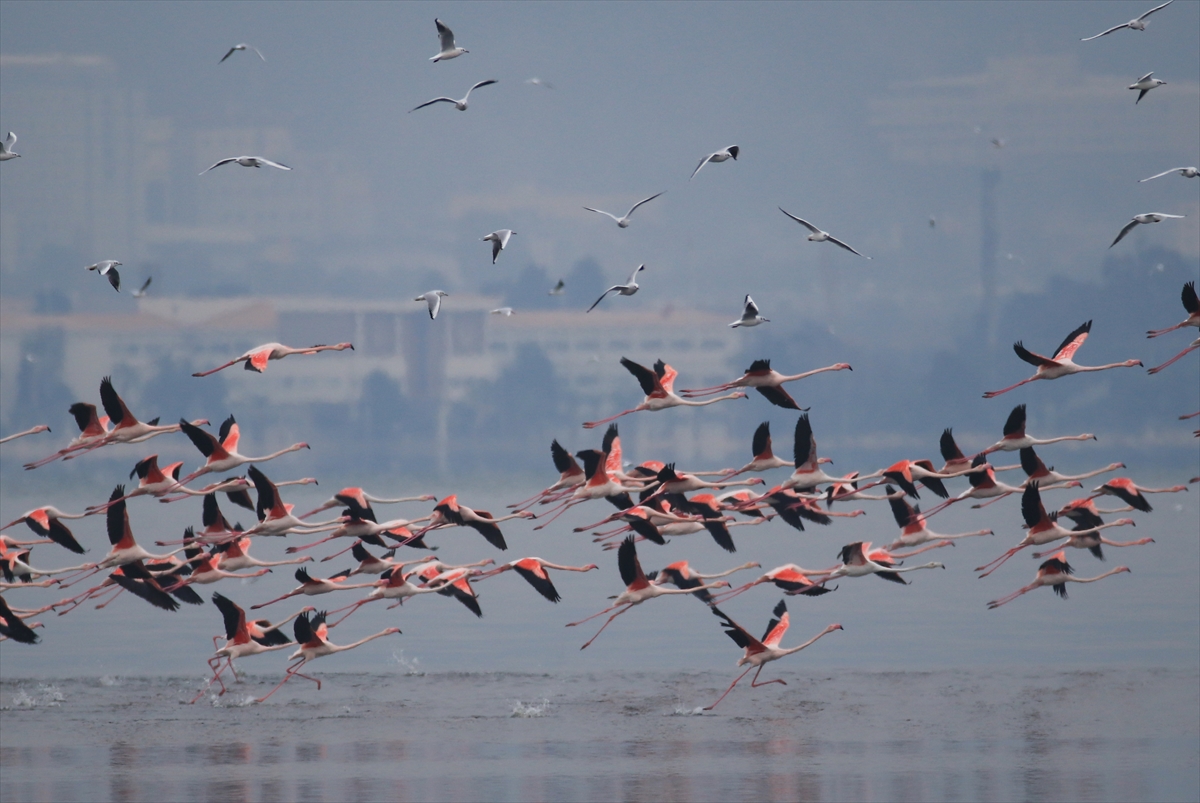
[[510, 698, 551, 717]]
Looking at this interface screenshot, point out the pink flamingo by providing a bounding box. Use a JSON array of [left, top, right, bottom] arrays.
[[21, 403, 110, 469], [411, 495, 533, 550], [681, 358, 851, 410], [192, 342, 354, 376], [983, 321, 1141, 398], [710, 564, 837, 605], [475, 557, 599, 602], [1146, 281, 1199, 338], [297, 487, 434, 520], [986, 553, 1130, 609], [721, 422, 796, 478], [533, 448, 642, 529], [704, 601, 842, 710], [883, 488, 993, 550], [214, 535, 312, 571], [565, 536, 731, 650], [0, 596, 42, 643], [938, 428, 1020, 474], [237, 466, 342, 539], [2, 507, 87, 554], [822, 541, 947, 584], [582, 358, 746, 429], [781, 415, 842, 491], [256, 611, 399, 702], [84, 455, 186, 514], [249, 567, 375, 609], [507, 440, 587, 509], [1017, 446, 1123, 487], [62, 377, 206, 459], [171, 416, 309, 490], [1090, 477, 1188, 513], [655, 559, 759, 603], [983, 405, 1095, 454], [925, 455, 1081, 516]]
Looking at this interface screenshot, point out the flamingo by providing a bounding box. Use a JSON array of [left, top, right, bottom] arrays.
[[645, 464, 764, 498], [475, 557, 599, 603], [704, 601, 843, 710], [162, 548, 271, 593], [710, 564, 838, 605], [414, 564, 487, 617], [924, 454, 1081, 516], [1148, 337, 1199, 374], [506, 440, 586, 509], [1018, 447, 1123, 487], [824, 474, 902, 506], [690, 145, 739, 180], [58, 378, 206, 460], [0, 541, 85, 583], [862, 459, 976, 500], [937, 428, 1019, 475], [298, 487, 435, 520], [1090, 477, 1188, 513], [533, 448, 641, 529], [822, 541, 947, 584], [250, 567, 375, 609], [598, 495, 756, 553], [156, 474, 317, 506], [655, 560, 759, 603], [2, 507, 87, 554], [213, 535, 312, 572], [974, 483, 1137, 578], [189, 593, 309, 703], [287, 511, 433, 556], [0, 424, 50, 445], [342, 544, 434, 577], [171, 416, 309, 490], [1029, 503, 1154, 560], [84, 454, 185, 513], [983, 321, 1141, 398], [565, 536, 731, 650], [21, 402, 112, 469], [682, 358, 851, 410], [583, 192, 665, 228], [713, 422, 796, 479], [256, 611, 400, 702], [237, 466, 342, 539], [191, 342, 354, 377], [1146, 281, 1199, 338], [412, 495, 533, 550], [982, 405, 1096, 454], [883, 488, 993, 551], [729, 485, 848, 532], [0, 596, 41, 644], [583, 358, 746, 429], [325, 565, 453, 625], [986, 553, 1130, 609], [782, 415, 842, 491]]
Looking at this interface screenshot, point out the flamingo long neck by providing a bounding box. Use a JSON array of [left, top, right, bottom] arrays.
[[678, 392, 742, 406], [780, 627, 839, 656], [243, 444, 303, 462], [1067, 568, 1128, 584], [335, 630, 397, 652]]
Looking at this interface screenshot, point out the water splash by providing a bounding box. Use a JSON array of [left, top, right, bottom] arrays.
[[670, 705, 706, 716], [99, 675, 122, 687], [390, 649, 424, 676], [208, 692, 256, 708], [6, 684, 65, 709], [510, 698, 551, 718]]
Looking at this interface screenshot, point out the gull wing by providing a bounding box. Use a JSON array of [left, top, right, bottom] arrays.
[[199, 157, 237, 175], [410, 97, 456, 113], [586, 286, 618, 313], [1081, 22, 1129, 41], [256, 158, 291, 171], [625, 191, 665, 218], [1138, 0, 1174, 21], [1139, 167, 1186, 182], [826, 235, 871, 259], [778, 207, 820, 234], [435, 18, 456, 51], [690, 153, 714, 180]]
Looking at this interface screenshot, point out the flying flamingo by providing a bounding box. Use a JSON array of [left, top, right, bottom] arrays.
[[824, 474, 902, 506], [61, 378, 205, 460], [236, 466, 343, 539], [298, 487, 435, 520], [413, 564, 487, 617], [986, 553, 1130, 609], [171, 416, 309, 491], [84, 454, 185, 514], [728, 485, 851, 532], [1148, 337, 1199, 374], [720, 422, 796, 478], [324, 565, 453, 625], [582, 358, 746, 429], [565, 536, 731, 650], [710, 564, 837, 605], [861, 459, 977, 500], [681, 358, 851, 410], [507, 440, 587, 509], [983, 321, 1141, 398], [822, 541, 947, 584], [2, 507, 87, 554], [189, 593, 312, 703], [0, 596, 42, 644], [704, 601, 843, 710], [982, 405, 1096, 455], [1090, 477, 1188, 513], [533, 448, 641, 529], [250, 567, 376, 609], [1, 540, 89, 583], [54, 560, 186, 615], [1029, 504, 1153, 560], [21, 402, 114, 469], [644, 464, 764, 499], [155, 473, 317, 506], [924, 454, 1081, 516], [1017, 447, 1123, 487], [256, 611, 400, 702], [213, 535, 312, 572], [475, 557, 599, 602], [411, 495, 533, 550], [782, 415, 842, 491], [0, 424, 50, 445], [192, 342, 354, 377], [883, 488, 993, 551], [655, 560, 760, 603], [1147, 281, 1199, 338], [937, 428, 1020, 474], [341, 544, 433, 576], [974, 483, 1136, 578], [283, 510, 433, 555]]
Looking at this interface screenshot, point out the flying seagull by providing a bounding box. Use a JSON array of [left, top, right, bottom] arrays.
[[410, 79, 497, 113], [1139, 167, 1198, 182], [525, 77, 554, 89], [490, 307, 515, 316], [548, 279, 565, 296], [587, 265, 645, 313], [691, 145, 740, 180], [583, 192, 665, 228], [730, 295, 769, 328], [430, 19, 467, 62], [779, 208, 871, 259], [1129, 72, 1166, 104], [86, 260, 122, 292], [0, 132, 18, 161], [200, 156, 291, 175], [132, 277, 152, 299], [1082, 0, 1173, 41], [416, 291, 449, 320], [482, 229, 515, 264], [219, 44, 265, 63], [1109, 213, 1185, 248]]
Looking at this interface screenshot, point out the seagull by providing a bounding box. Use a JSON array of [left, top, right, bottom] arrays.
[[1110, 213, 1185, 248], [219, 44, 265, 63], [199, 156, 291, 175], [525, 77, 554, 89], [583, 192, 665, 228], [1139, 167, 1198, 182], [1129, 72, 1166, 104], [86, 260, 122, 292], [430, 19, 467, 62], [132, 277, 152, 298], [1082, 0, 1173, 41], [416, 291, 449, 320], [490, 307, 515, 316], [0, 132, 18, 161], [410, 79, 497, 113], [482, 229, 515, 264], [779, 208, 871, 259], [690, 145, 740, 180], [587, 265, 645, 313], [730, 295, 769, 328], [548, 279, 565, 296]]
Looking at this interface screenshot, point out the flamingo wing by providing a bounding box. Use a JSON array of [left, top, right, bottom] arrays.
[[550, 440, 582, 476], [1052, 321, 1091, 361], [513, 562, 561, 603], [1002, 405, 1027, 438], [756, 384, 803, 410], [1181, 281, 1198, 315], [1021, 483, 1049, 529], [99, 377, 136, 426], [793, 414, 816, 469], [750, 421, 773, 459], [179, 419, 221, 459], [617, 536, 647, 588], [761, 600, 790, 647], [940, 428, 966, 462], [712, 606, 765, 654], [620, 357, 661, 397], [1013, 342, 1058, 368]]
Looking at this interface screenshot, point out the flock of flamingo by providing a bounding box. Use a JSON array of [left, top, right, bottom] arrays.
[[1, 9, 1198, 710]]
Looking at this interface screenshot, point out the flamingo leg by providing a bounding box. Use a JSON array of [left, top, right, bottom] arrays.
[[704, 666, 754, 710], [987, 582, 1040, 609], [579, 605, 633, 650], [749, 665, 786, 688], [982, 376, 1040, 399], [970, 493, 1013, 510], [708, 582, 758, 605], [256, 659, 308, 703], [975, 545, 1029, 578], [328, 600, 373, 626], [1148, 343, 1199, 374], [93, 586, 127, 609], [582, 408, 639, 430], [192, 360, 242, 377], [1146, 322, 1188, 338], [284, 533, 344, 554], [532, 499, 583, 530], [317, 541, 362, 562], [249, 590, 300, 609]]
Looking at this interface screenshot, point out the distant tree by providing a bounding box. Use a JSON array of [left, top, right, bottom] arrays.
[[8, 328, 75, 432]]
